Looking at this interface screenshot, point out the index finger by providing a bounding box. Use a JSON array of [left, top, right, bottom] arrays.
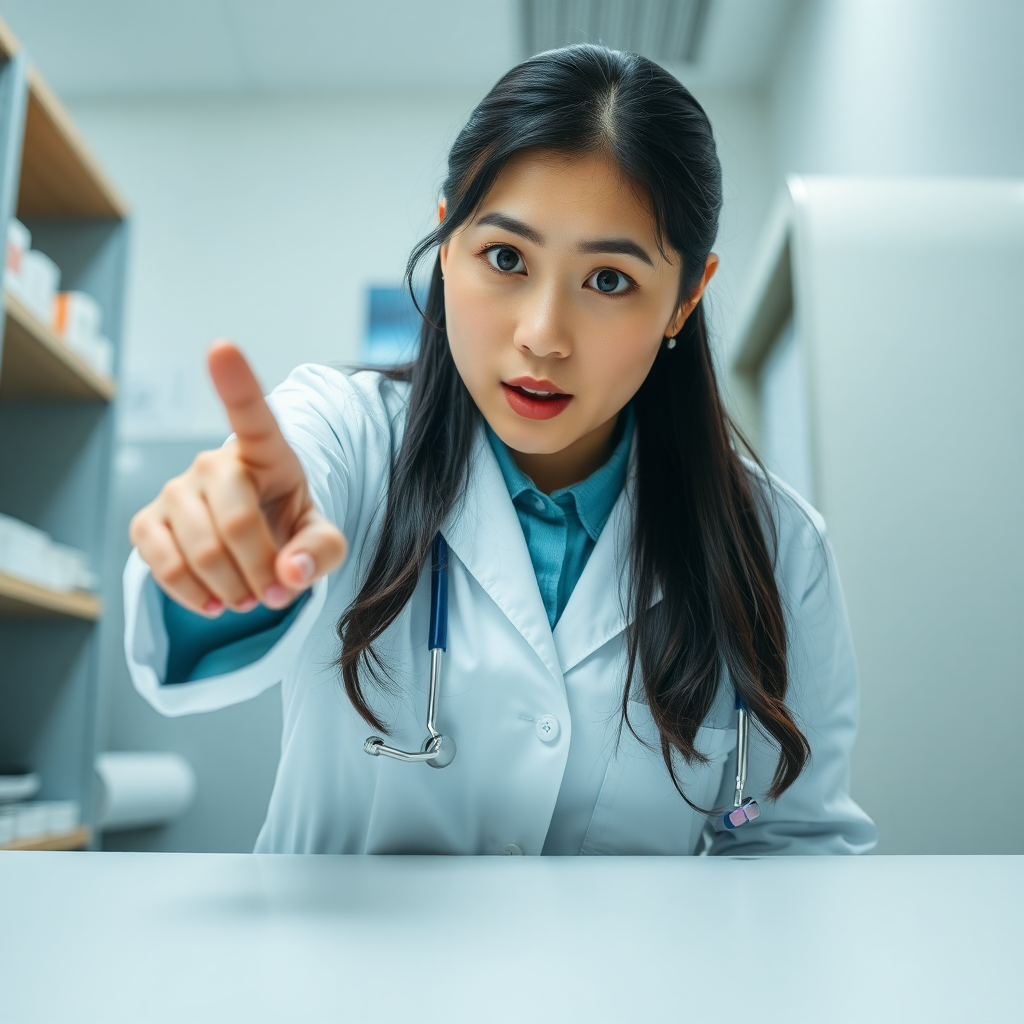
[[207, 340, 295, 472]]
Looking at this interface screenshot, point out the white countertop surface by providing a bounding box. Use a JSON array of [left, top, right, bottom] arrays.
[[0, 852, 1021, 1023]]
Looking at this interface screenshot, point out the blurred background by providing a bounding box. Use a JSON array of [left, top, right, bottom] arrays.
[[0, 0, 1020, 856]]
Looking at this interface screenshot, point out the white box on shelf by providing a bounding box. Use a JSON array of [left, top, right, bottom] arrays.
[[5, 218, 30, 287], [0, 513, 97, 592], [7, 248, 60, 324], [52, 290, 103, 346], [37, 800, 80, 833], [13, 802, 50, 840], [0, 806, 17, 844], [0, 513, 58, 588], [49, 541, 99, 591]]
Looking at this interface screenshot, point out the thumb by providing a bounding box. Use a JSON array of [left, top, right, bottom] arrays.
[[274, 507, 348, 591]]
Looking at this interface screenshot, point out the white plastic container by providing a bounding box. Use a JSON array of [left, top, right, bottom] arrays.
[[38, 800, 80, 834], [48, 540, 99, 591], [13, 802, 50, 840], [8, 248, 60, 323], [5, 218, 30, 287], [0, 513, 97, 591], [52, 290, 103, 346], [0, 513, 58, 588], [0, 806, 17, 844]]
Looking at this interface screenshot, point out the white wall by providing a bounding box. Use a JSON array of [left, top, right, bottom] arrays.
[[748, 0, 1024, 853], [69, 85, 775, 441], [770, 0, 1024, 177], [70, 91, 479, 439]]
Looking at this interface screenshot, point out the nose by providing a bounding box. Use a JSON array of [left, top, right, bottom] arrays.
[[513, 280, 573, 360]]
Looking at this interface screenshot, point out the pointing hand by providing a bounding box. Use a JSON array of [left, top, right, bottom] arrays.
[[129, 341, 347, 615]]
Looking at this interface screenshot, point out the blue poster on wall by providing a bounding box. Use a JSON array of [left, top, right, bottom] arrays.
[[360, 285, 426, 366]]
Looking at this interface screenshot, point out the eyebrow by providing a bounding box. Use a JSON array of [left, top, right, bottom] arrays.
[[577, 237, 654, 268], [476, 212, 543, 244], [476, 211, 655, 268]]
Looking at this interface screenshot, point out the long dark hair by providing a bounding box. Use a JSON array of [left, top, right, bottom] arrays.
[[337, 44, 809, 802]]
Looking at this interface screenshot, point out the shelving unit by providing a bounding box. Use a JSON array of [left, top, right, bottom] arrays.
[[1, 289, 116, 400], [0, 18, 129, 851]]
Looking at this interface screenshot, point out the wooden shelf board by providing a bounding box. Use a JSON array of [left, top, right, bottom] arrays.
[[18, 65, 128, 219], [0, 825, 91, 851], [1, 289, 115, 400], [0, 15, 19, 60], [0, 571, 102, 620]]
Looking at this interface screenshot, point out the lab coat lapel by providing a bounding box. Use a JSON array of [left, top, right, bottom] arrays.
[[442, 424, 565, 689], [552, 480, 635, 672]]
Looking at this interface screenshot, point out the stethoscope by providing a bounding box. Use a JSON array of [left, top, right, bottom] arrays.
[[363, 533, 760, 831], [363, 534, 457, 769]]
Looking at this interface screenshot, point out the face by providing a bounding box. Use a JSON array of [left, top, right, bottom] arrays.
[[439, 148, 716, 479]]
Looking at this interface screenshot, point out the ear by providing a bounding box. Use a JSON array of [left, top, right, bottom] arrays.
[[438, 198, 449, 276], [664, 254, 720, 337]]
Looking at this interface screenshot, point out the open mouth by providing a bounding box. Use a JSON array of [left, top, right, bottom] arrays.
[[501, 379, 573, 420]]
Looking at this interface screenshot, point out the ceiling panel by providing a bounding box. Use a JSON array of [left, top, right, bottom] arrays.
[[0, 0, 795, 98], [521, 0, 711, 66]]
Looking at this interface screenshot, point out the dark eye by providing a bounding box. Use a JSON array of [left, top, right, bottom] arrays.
[[486, 246, 525, 274], [586, 268, 631, 294]]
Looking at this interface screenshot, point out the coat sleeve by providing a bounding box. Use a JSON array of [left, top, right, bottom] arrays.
[[707, 484, 878, 855], [121, 365, 396, 717]]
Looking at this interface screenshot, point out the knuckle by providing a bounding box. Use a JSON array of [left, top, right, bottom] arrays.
[[192, 449, 220, 474], [220, 506, 262, 541], [325, 531, 347, 563], [161, 475, 188, 505], [156, 554, 189, 587], [128, 510, 148, 546], [192, 542, 225, 572]]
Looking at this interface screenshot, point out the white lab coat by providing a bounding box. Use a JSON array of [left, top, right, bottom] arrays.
[[123, 366, 876, 856]]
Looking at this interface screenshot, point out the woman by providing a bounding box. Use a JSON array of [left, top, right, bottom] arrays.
[[124, 44, 876, 856]]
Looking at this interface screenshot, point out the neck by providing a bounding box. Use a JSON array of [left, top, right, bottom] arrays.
[[510, 413, 620, 494]]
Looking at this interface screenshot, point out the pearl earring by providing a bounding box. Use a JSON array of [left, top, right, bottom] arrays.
[[666, 336, 677, 349]]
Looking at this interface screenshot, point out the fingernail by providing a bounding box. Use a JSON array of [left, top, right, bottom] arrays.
[[263, 583, 290, 608], [290, 552, 315, 583], [236, 596, 258, 613], [203, 598, 224, 615]]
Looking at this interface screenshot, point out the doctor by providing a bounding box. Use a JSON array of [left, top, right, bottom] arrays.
[[124, 44, 875, 856]]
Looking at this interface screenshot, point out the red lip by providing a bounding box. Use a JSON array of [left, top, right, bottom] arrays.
[[501, 379, 574, 420], [504, 376, 570, 395]]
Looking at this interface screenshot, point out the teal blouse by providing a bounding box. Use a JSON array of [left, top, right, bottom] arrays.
[[161, 408, 633, 683], [485, 407, 633, 627]]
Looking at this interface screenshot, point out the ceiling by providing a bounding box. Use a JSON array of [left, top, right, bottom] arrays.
[[0, 0, 796, 99]]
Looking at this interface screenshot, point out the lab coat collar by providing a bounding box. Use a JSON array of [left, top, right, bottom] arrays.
[[443, 423, 647, 681], [553, 450, 638, 672], [442, 424, 566, 690]]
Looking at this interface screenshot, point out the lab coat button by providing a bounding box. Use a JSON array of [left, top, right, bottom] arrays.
[[533, 496, 545, 511], [536, 715, 560, 743], [499, 843, 524, 855]]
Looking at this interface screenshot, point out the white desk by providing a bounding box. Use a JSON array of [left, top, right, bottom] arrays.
[[0, 853, 1020, 1023]]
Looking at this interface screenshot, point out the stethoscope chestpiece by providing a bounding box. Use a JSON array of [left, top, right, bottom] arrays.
[[709, 692, 761, 833], [712, 796, 761, 832], [363, 732, 457, 769], [422, 733, 456, 769]]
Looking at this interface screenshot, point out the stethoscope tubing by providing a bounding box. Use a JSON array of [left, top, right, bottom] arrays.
[[363, 534, 456, 768], [364, 533, 758, 828]]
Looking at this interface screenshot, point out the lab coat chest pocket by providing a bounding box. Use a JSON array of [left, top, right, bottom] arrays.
[[580, 702, 736, 856]]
